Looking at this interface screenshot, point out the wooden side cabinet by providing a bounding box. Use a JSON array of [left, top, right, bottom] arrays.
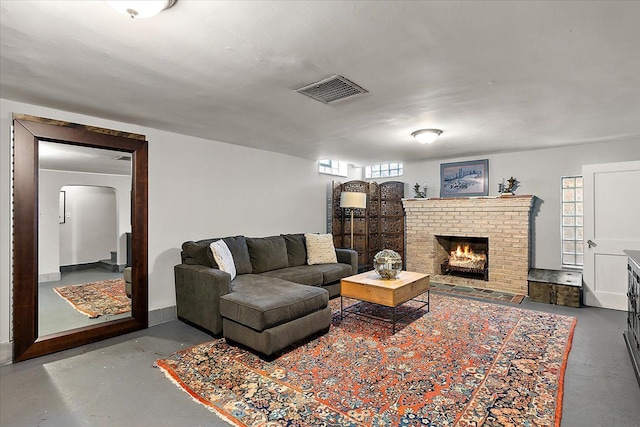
[[624, 250, 640, 387], [528, 268, 582, 308]]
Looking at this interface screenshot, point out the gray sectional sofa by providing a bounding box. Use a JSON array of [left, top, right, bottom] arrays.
[[174, 234, 357, 356]]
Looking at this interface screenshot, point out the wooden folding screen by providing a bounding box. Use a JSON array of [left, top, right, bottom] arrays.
[[331, 180, 404, 271]]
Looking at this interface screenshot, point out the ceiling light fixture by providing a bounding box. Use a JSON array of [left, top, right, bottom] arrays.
[[108, 0, 177, 19], [411, 129, 443, 144]]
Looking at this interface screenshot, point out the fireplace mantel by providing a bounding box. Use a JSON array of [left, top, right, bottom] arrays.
[[403, 194, 534, 202], [402, 196, 534, 295]]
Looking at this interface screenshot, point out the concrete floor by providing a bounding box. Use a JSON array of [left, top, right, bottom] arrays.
[[39, 269, 128, 336], [1, 297, 639, 427]]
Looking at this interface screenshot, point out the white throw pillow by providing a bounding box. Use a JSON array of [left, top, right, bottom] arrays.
[[305, 233, 338, 265], [209, 240, 237, 280]]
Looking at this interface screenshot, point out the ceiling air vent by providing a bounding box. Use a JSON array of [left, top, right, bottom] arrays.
[[114, 155, 132, 161], [295, 75, 368, 104]]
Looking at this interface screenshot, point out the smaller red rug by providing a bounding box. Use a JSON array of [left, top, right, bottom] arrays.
[[53, 278, 130, 318]]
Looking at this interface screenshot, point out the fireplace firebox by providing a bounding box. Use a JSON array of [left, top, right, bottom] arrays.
[[436, 236, 489, 281]]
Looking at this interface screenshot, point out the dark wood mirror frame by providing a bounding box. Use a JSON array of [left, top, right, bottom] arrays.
[[12, 115, 148, 362]]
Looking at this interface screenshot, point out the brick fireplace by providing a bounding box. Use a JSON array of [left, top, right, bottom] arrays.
[[402, 196, 534, 295]]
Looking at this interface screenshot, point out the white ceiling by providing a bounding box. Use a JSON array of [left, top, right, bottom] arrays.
[[1, 1, 639, 165], [39, 141, 131, 175]]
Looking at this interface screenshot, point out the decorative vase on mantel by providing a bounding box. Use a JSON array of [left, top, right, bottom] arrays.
[[373, 249, 403, 279]]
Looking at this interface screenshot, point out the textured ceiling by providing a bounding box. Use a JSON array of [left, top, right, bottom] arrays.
[[39, 141, 131, 175], [1, 1, 639, 165]]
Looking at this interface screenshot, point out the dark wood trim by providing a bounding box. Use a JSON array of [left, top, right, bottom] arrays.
[[16, 319, 146, 362], [131, 139, 149, 324], [12, 113, 146, 141], [12, 117, 148, 362], [12, 121, 39, 359], [14, 118, 145, 151]]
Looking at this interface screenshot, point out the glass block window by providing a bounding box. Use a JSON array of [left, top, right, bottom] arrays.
[[561, 176, 584, 268], [365, 162, 403, 179], [318, 159, 347, 177]]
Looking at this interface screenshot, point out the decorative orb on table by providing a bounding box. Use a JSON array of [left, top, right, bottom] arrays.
[[373, 249, 403, 279]]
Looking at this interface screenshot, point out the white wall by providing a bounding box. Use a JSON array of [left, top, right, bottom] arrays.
[[0, 99, 337, 350], [3, 97, 638, 355], [59, 186, 117, 267], [38, 170, 131, 281], [359, 138, 640, 270]]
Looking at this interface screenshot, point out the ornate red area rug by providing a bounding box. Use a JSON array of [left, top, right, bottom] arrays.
[[53, 278, 130, 318], [156, 294, 576, 426]]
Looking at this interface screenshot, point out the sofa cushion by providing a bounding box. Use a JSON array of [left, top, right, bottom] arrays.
[[260, 266, 323, 286], [246, 236, 289, 273], [220, 275, 328, 331], [182, 241, 213, 267], [282, 233, 307, 267], [306, 263, 354, 285], [185, 236, 251, 275], [209, 240, 237, 280], [305, 233, 338, 265], [221, 236, 252, 275]]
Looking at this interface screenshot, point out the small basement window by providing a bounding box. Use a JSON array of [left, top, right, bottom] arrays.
[[365, 162, 403, 179], [561, 176, 584, 269], [318, 159, 347, 177]]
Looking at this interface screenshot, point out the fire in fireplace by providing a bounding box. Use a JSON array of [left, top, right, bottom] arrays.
[[436, 236, 489, 281], [449, 244, 487, 268]]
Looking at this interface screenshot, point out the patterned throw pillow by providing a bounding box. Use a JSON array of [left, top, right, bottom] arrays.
[[209, 240, 237, 280], [304, 233, 338, 265]]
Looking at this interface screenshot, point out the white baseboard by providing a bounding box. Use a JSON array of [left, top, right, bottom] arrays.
[[38, 272, 61, 283], [0, 341, 12, 366], [148, 305, 177, 327]]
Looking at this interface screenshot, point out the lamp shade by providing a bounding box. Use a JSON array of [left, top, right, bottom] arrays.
[[340, 192, 367, 209]]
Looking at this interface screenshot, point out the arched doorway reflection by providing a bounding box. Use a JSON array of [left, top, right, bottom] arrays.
[[38, 184, 130, 336]]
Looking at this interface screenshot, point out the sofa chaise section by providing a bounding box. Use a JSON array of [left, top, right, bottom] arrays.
[[220, 275, 331, 355]]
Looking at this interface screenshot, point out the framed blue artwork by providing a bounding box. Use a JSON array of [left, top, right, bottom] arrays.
[[440, 159, 489, 197]]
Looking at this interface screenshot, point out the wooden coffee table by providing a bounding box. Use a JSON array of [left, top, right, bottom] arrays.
[[340, 270, 430, 333]]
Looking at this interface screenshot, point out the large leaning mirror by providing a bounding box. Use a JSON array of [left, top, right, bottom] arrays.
[[12, 115, 148, 362], [38, 142, 133, 336]]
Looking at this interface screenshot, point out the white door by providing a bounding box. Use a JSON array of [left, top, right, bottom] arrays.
[[583, 161, 640, 310]]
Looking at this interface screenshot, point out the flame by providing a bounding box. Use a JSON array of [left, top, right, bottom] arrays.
[[449, 244, 486, 268], [451, 244, 484, 260]]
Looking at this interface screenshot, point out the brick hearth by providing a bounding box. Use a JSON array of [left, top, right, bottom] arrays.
[[402, 196, 534, 295]]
